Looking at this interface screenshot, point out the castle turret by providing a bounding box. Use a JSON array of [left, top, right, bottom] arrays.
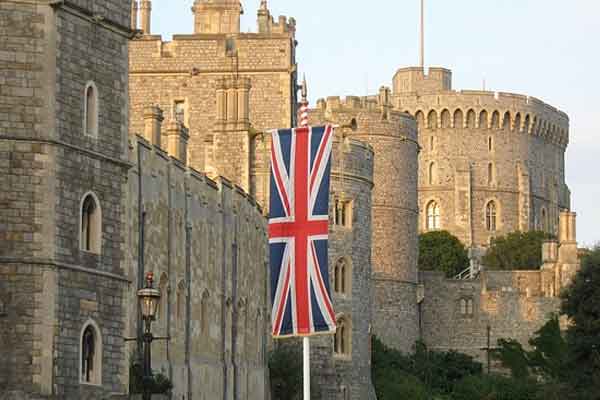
[[192, 0, 243, 34]]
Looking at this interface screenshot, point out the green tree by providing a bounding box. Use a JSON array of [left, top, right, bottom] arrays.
[[560, 246, 600, 398], [482, 230, 554, 270], [452, 374, 539, 400], [418, 231, 470, 277]]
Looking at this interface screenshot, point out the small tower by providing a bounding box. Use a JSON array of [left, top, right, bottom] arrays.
[[192, 0, 243, 34]]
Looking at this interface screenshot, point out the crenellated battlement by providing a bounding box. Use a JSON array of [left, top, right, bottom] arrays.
[[313, 90, 417, 139], [396, 89, 569, 147]]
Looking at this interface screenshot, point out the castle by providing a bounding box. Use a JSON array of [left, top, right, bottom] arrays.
[[0, 1, 579, 400]]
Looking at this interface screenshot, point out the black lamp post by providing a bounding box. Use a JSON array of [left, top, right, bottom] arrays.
[[137, 272, 161, 400]]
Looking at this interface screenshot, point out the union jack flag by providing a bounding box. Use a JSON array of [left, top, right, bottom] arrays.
[[269, 125, 337, 338]]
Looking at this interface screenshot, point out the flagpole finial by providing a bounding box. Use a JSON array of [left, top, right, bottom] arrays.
[[301, 74, 308, 102]]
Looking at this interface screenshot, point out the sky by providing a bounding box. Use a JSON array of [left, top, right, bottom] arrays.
[[150, 0, 600, 247]]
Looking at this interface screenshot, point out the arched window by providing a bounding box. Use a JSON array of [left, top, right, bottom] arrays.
[[427, 110, 437, 130], [200, 290, 209, 334], [80, 193, 101, 254], [459, 298, 474, 317], [334, 315, 351, 357], [415, 111, 425, 129], [487, 163, 495, 185], [441, 109, 451, 128], [83, 81, 98, 137], [80, 320, 102, 384], [334, 258, 351, 296], [466, 109, 476, 129], [479, 110, 489, 129], [334, 199, 352, 228], [502, 112, 511, 130], [341, 386, 349, 400], [486, 201, 497, 232], [428, 162, 437, 185], [491, 111, 500, 129], [514, 113, 522, 132], [453, 109, 464, 128], [426, 201, 440, 231]]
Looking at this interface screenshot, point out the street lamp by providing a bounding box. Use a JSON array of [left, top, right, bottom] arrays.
[[137, 272, 161, 400]]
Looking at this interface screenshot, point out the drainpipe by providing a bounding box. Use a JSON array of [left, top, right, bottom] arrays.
[[166, 163, 173, 381], [221, 197, 228, 400], [232, 216, 239, 400], [137, 142, 146, 359], [185, 181, 192, 400]]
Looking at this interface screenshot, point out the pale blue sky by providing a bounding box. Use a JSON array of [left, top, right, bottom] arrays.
[[151, 0, 599, 246]]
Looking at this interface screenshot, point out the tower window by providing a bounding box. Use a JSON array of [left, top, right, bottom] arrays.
[[334, 199, 352, 228], [487, 163, 495, 185], [334, 258, 351, 296], [80, 321, 102, 385], [334, 315, 351, 357], [488, 136, 493, 152], [426, 201, 441, 231], [174, 100, 186, 126], [428, 162, 437, 185], [459, 298, 474, 317], [486, 201, 498, 232], [83, 81, 99, 137], [80, 193, 101, 254], [430, 136, 435, 151]]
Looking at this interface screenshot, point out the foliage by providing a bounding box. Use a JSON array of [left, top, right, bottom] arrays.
[[129, 358, 173, 395], [418, 231, 470, 277], [560, 246, 600, 397], [269, 344, 303, 400], [371, 337, 427, 400], [452, 374, 539, 400], [483, 230, 555, 270], [371, 337, 482, 399]]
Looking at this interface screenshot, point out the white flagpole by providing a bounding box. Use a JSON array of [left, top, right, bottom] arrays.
[[303, 337, 310, 400]]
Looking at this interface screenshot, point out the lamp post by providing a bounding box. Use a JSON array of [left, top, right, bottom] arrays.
[[137, 272, 161, 400]]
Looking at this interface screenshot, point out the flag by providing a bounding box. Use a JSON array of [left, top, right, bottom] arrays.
[[269, 125, 337, 338]]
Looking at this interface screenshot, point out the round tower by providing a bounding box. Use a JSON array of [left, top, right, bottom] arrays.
[[311, 90, 421, 354], [393, 67, 570, 251]]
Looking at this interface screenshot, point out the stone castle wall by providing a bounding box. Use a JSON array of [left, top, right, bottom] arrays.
[[128, 29, 297, 177], [309, 94, 421, 354], [393, 67, 570, 248], [1, 1, 131, 399], [125, 129, 269, 400]]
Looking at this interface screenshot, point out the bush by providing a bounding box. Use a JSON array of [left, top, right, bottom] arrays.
[[452, 374, 539, 400], [419, 231, 470, 277], [482, 231, 554, 270], [129, 359, 173, 395]]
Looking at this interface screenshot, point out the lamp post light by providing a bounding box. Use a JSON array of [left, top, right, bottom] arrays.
[[137, 272, 161, 400]]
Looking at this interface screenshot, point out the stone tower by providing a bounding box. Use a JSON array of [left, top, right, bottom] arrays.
[[393, 66, 570, 252], [310, 92, 421, 357], [129, 0, 298, 200], [192, 0, 244, 34], [0, 1, 132, 399]]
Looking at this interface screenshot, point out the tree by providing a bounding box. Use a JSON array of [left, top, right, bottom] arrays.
[[482, 231, 554, 270], [560, 246, 600, 398], [269, 345, 302, 400], [418, 231, 470, 277]]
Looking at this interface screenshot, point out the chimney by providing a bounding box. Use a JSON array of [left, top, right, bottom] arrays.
[[139, 0, 151, 34], [143, 105, 164, 147], [166, 119, 190, 164], [131, 0, 138, 30]]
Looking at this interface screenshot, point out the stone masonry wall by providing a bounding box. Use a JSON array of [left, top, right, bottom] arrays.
[[310, 95, 421, 354], [125, 135, 269, 400], [129, 31, 297, 175], [393, 67, 570, 248], [420, 270, 561, 363]]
